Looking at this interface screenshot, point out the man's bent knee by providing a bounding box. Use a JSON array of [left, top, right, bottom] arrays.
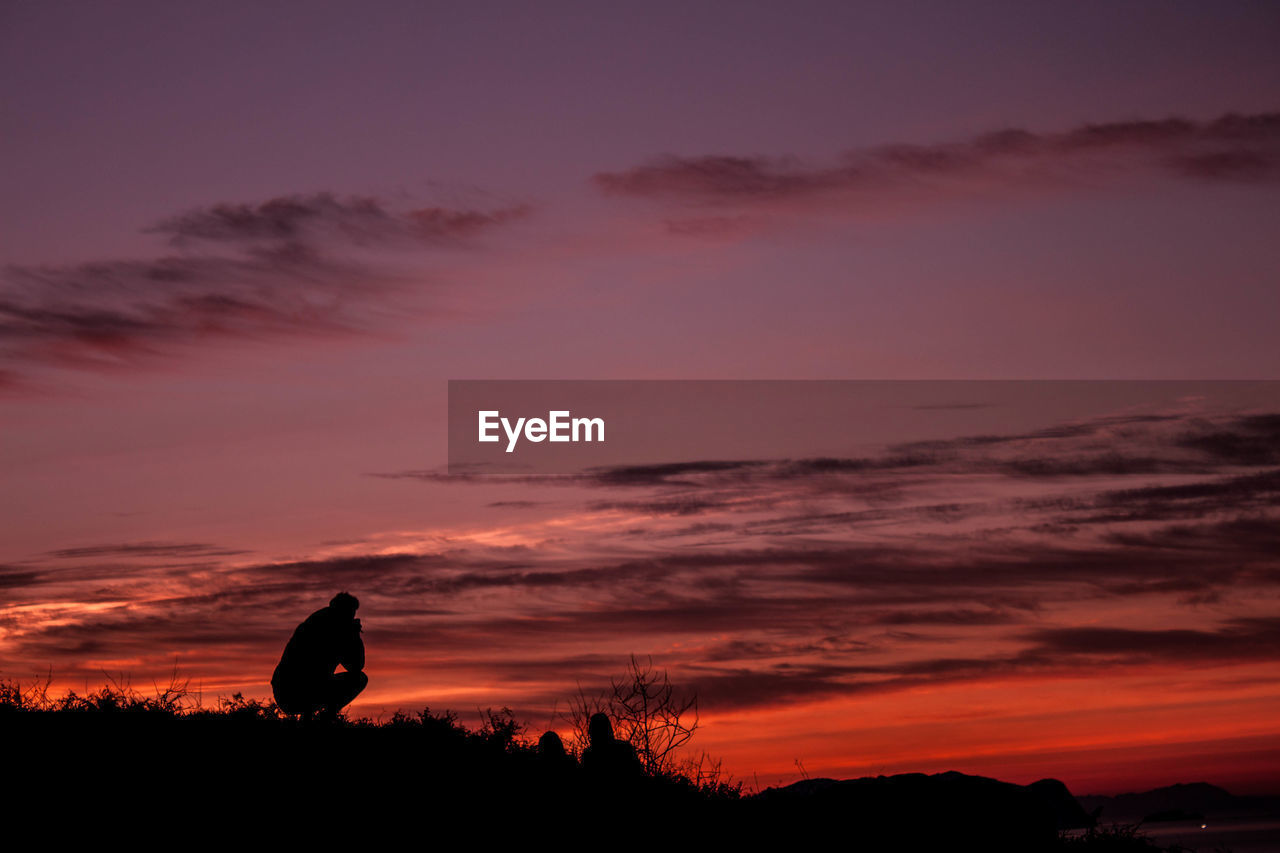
[[330, 670, 368, 707], [338, 670, 368, 691]]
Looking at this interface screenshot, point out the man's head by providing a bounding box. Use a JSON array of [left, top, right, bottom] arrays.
[[329, 591, 359, 618]]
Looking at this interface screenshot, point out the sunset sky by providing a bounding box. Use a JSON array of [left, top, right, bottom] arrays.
[[2, 1, 1279, 795]]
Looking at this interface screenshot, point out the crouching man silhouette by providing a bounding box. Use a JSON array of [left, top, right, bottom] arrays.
[[272, 592, 368, 721]]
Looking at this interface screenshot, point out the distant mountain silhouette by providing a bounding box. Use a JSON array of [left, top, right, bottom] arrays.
[[1077, 782, 1280, 823], [753, 770, 1091, 847], [1030, 777, 1097, 830]]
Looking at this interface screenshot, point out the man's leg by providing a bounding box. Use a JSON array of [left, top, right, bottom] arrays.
[[273, 681, 317, 719], [321, 670, 368, 717]]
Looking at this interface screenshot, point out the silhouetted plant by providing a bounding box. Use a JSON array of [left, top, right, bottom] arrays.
[[384, 709, 422, 729], [0, 671, 54, 711], [214, 692, 282, 720], [613, 655, 698, 776], [1, 669, 201, 715], [40, 670, 202, 714], [564, 654, 734, 794], [1058, 822, 1165, 851], [675, 750, 740, 798], [0, 678, 23, 711], [474, 706, 527, 753]]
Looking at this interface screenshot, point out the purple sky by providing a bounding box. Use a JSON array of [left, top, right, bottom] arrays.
[[2, 1, 1279, 794]]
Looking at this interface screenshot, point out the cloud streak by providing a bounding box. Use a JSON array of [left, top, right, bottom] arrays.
[[593, 112, 1280, 222], [0, 193, 528, 385], [150, 192, 529, 248]]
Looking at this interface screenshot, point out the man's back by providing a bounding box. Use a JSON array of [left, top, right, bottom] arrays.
[[275, 607, 343, 676], [274, 607, 361, 685]]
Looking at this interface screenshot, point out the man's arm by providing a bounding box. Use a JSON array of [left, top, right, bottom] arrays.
[[342, 620, 365, 673]]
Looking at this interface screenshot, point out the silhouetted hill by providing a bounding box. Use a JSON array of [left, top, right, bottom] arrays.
[[1032, 778, 1097, 830], [1078, 782, 1280, 823], [3, 692, 726, 844]]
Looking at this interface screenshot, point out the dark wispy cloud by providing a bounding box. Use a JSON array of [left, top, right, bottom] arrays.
[[1055, 468, 1280, 525], [0, 193, 528, 385], [1177, 413, 1280, 465], [48, 541, 250, 560], [150, 192, 529, 248], [1102, 516, 1280, 556], [0, 568, 43, 589], [1022, 617, 1280, 663], [370, 460, 772, 490], [683, 616, 1280, 712], [592, 111, 1280, 220]]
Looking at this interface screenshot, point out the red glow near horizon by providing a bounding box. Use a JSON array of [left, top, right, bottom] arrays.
[[5, 404, 1280, 796]]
